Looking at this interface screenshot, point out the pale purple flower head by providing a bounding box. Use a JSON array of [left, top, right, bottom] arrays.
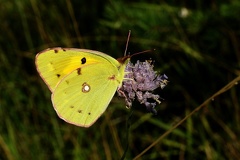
[[118, 60, 168, 115]]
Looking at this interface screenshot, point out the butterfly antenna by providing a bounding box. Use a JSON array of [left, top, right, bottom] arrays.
[[124, 30, 131, 56], [130, 49, 156, 58]]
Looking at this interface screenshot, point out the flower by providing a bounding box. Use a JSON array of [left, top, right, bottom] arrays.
[[118, 60, 168, 114]]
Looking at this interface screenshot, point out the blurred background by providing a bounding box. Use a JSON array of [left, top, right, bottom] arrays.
[[0, 0, 240, 159]]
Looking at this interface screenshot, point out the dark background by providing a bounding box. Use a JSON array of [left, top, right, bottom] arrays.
[[0, 0, 240, 159]]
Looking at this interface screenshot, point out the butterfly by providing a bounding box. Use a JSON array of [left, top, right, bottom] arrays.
[[35, 32, 136, 127], [35, 47, 131, 127]]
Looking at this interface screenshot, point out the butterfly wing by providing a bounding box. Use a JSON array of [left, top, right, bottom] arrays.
[[52, 63, 120, 127], [35, 47, 120, 92]]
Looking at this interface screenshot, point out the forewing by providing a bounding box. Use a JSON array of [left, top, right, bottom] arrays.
[[35, 47, 120, 92], [52, 63, 120, 127]]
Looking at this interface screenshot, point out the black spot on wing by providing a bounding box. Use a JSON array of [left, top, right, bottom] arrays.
[[56, 74, 61, 78], [81, 57, 86, 64], [77, 68, 81, 75]]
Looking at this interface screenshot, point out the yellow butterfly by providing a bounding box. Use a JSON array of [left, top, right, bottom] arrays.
[[36, 46, 130, 127]]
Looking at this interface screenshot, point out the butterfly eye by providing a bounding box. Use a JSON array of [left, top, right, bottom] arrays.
[[82, 82, 90, 93]]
